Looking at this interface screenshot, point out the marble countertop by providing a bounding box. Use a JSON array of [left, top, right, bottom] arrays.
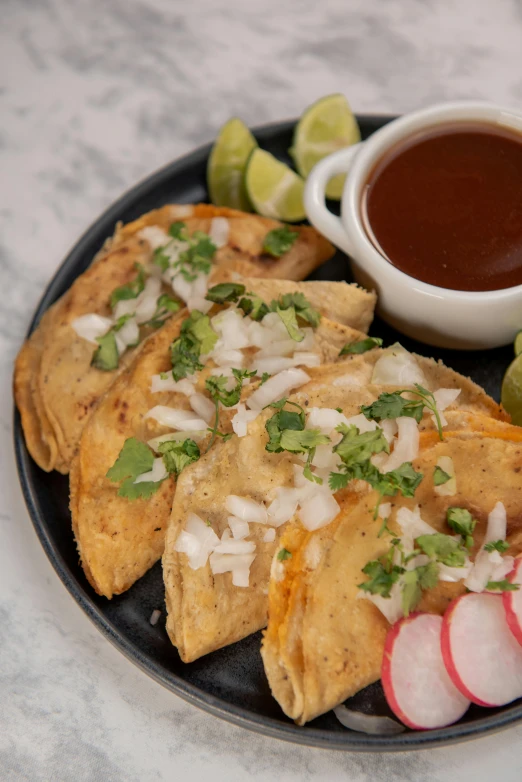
[[2, 0, 522, 779]]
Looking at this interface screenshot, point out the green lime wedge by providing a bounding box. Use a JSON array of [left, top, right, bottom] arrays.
[[514, 330, 522, 356], [244, 148, 305, 222], [501, 353, 522, 425], [290, 93, 361, 200], [207, 118, 257, 210]]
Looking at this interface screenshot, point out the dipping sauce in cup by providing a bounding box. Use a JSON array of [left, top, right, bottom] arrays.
[[361, 123, 522, 292]]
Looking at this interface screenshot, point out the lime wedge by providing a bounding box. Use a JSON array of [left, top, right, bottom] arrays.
[[207, 118, 257, 210], [501, 354, 522, 425], [244, 149, 305, 222], [290, 93, 361, 200], [514, 330, 522, 356]]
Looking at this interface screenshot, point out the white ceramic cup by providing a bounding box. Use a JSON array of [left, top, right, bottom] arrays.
[[305, 101, 522, 350]]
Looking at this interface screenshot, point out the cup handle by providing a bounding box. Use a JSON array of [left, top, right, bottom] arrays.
[[304, 144, 363, 255]]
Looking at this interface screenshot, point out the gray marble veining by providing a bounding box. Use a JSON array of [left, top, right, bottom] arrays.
[[2, 0, 522, 779]]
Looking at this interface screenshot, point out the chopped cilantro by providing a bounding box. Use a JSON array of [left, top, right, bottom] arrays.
[[264, 398, 329, 482], [168, 221, 187, 239], [153, 247, 170, 272], [401, 562, 439, 616], [276, 292, 321, 328], [238, 292, 270, 321], [486, 580, 519, 592], [358, 560, 403, 598], [158, 438, 200, 478], [378, 518, 395, 538], [260, 372, 270, 385], [106, 437, 162, 499], [205, 368, 257, 408], [205, 282, 246, 303], [362, 384, 444, 439], [416, 533, 468, 568], [262, 226, 298, 257], [484, 540, 510, 554], [143, 294, 180, 329], [109, 264, 146, 308], [91, 330, 119, 371], [333, 424, 389, 465], [277, 548, 292, 561], [446, 507, 476, 549], [339, 337, 383, 356], [170, 311, 217, 380], [276, 305, 304, 342], [433, 465, 451, 486]]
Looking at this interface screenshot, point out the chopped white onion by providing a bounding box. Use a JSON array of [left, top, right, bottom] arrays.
[[212, 309, 250, 350], [147, 430, 206, 451], [371, 343, 426, 387], [438, 562, 473, 583], [71, 313, 113, 344], [266, 487, 299, 527], [150, 374, 196, 395], [465, 501, 508, 592], [380, 419, 398, 444], [396, 506, 438, 539], [149, 609, 162, 626], [334, 705, 405, 735], [138, 225, 169, 250], [187, 296, 213, 314], [133, 456, 168, 484], [378, 502, 392, 519], [228, 516, 249, 540], [291, 351, 321, 368], [213, 539, 256, 555], [209, 552, 256, 587], [358, 581, 403, 624], [113, 298, 138, 320], [345, 413, 379, 434], [209, 217, 229, 248], [145, 405, 208, 431], [134, 277, 163, 324], [263, 528, 276, 543], [485, 501, 507, 542], [174, 513, 220, 570], [298, 490, 340, 531], [380, 416, 419, 473], [434, 455, 457, 497], [311, 444, 339, 470], [231, 404, 258, 437], [433, 387, 461, 427], [189, 392, 215, 424], [211, 347, 245, 368], [306, 407, 350, 434], [225, 495, 267, 523], [115, 316, 139, 352], [247, 368, 311, 411]]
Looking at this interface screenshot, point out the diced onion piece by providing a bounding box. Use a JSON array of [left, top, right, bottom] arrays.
[[266, 487, 299, 527], [247, 368, 311, 411], [212, 309, 250, 350], [434, 455, 457, 497], [433, 387, 461, 427], [187, 296, 213, 314], [213, 539, 256, 555], [371, 343, 426, 386], [113, 298, 138, 320], [209, 552, 256, 588], [228, 516, 249, 540], [250, 356, 295, 375], [171, 273, 194, 303], [263, 528, 276, 543], [291, 351, 321, 368], [298, 490, 340, 531], [438, 562, 473, 583], [147, 430, 206, 451], [115, 317, 139, 353], [71, 313, 113, 344], [174, 513, 220, 570], [380, 419, 398, 444], [396, 506, 438, 539], [255, 339, 297, 358], [311, 444, 339, 470], [465, 501, 508, 593], [334, 705, 405, 735], [133, 456, 168, 484], [145, 405, 208, 431], [189, 392, 215, 424], [149, 609, 162, 626], [138, 225, 169, 250], [209, 217, 229, 248], [211, 347, 245, 368], [231, 404, 258, 437], [345, 413, 379, 434], [306, 407, 350, 433], [150, 374, 196, 395], [379, 502, 392, 519], [380, 416, 419, 473], [489, 556, 515, 584], [134, 277, 162, 324], [226, 495, 267, 523], [358, 581, 403, 624]]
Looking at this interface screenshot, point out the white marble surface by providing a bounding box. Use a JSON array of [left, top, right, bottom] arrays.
[[2, 0, 522, 779]]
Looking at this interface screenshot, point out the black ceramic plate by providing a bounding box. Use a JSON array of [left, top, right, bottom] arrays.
[[15, 116, 522, 751]]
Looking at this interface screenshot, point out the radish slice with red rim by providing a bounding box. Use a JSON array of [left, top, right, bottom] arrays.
[[441, 592, 522, 707], [503, 556, 522, 647], [382, 612, 470, 730]]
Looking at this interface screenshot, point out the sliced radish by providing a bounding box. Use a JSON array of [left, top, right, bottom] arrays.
[[441, 593, 522, 706], [382, 613, 470, 730], [503, 557, 522, 646]]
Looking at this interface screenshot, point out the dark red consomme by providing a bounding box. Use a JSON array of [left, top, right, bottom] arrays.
[[362, 122, 522, 291]]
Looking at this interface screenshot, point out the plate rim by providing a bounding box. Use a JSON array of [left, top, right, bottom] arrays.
[[14, 116, 522, 751]]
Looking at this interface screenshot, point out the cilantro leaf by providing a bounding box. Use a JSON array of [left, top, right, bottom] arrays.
[[117, 478, 163, 500], [433, 465, 451, 486], [91, 330, 119, 371], [238, 293, 270, 321], [339, 337, 383, 356], [446, 507, 476, 549], [205, 282, 246, 304], [110, 264, 146, 308], [153, 247, 170, 272], [205, 368, 257, 408], [106, 437, 155, 481], [143, 294, 180, 329], [361, 392, 424, 424], [276, 306, 304, 342], [260, 372, 270, 385], [416, 533, 467, 567], [334, 424, 389, 465], [168, 221, 187, 239], [486, 580, 519, 592], [358, 560, 403, 598], [158, 438, 200, 478], [170, 311, 217, 380], [328, 471, 350, 492], [378, 518, 395, 538], [279, 428, 330, 453], [277, 548, 292, 561], [276, 292, 321, 328], [329, 460, 423, 502], [484, 540, 510, 554], [262, 226, 298, 257], [174, 231, 216, 281], [401, 562, 439, 616]]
